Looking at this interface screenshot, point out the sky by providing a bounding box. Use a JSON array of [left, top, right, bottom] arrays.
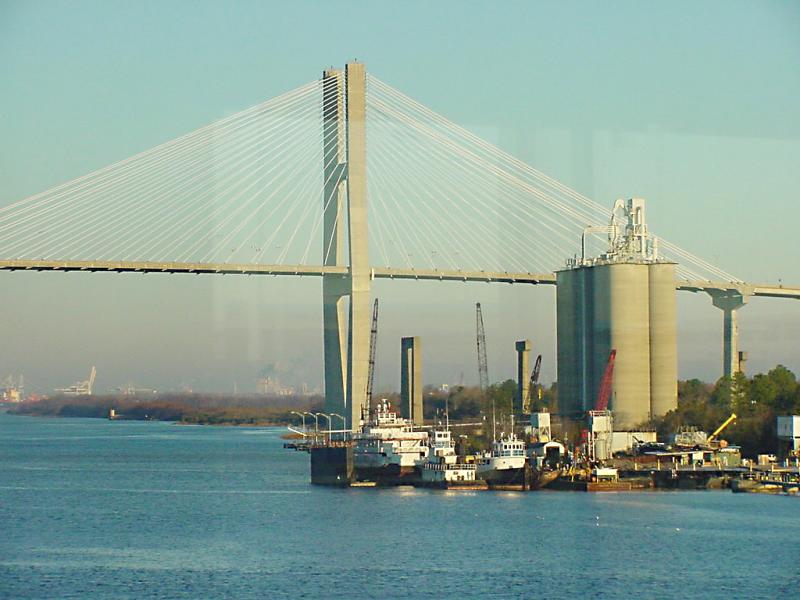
[[0, 1, 798, 394]]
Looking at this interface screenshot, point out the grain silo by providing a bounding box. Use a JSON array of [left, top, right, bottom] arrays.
[[556, 199, 677, 430]]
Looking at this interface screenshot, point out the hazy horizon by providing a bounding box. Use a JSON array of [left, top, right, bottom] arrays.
[[1, 1, 798, 394]]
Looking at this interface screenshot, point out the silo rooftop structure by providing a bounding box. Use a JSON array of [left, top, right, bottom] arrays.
[[556, 198, 677, 430]]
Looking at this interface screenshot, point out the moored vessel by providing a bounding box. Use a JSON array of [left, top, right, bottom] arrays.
[[419, 427, 483, 489], [476, 432, 528, 489], [352, 399, 428, 484]]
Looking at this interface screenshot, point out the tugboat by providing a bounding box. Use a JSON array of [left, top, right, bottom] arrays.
[[352, 399, 428, 485], [419, 427, 484, 489], [476, 431, 529, 490]]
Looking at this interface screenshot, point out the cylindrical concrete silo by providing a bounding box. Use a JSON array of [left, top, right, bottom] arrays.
[[556, 269, 580, 418], [590, 264, 610, 414], [580, 266, 595, 414], [595, 263, 652, 429], [648, 262, 678, 418]]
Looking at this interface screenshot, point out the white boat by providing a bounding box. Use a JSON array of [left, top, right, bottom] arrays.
[[352, 399, 428, 482], [419, 427, 478, 488], [476, 432, 528, 487]]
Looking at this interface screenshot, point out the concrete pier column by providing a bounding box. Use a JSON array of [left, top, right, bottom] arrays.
[[320, 63, 371, 429], [321, 69, 348, 418], [344, 63, 371, 429], [515, 340, 531, 413], [709, 291, 748, 379], [401, 337, 423, 424]]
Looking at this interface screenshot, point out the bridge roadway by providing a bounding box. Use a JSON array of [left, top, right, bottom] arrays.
[[0, 259, 798, 300]]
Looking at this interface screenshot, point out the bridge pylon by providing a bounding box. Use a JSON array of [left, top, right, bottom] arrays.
[[321, 63, 370, 429], [709, 290, 749, 380]]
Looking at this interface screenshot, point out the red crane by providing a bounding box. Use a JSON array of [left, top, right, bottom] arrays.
[[594, 350, 617, 411]]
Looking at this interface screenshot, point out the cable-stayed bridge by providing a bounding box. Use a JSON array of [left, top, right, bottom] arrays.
[[1, 62, 797, 426]]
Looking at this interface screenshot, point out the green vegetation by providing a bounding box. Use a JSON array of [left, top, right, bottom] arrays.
[[654, 365, 800, 456], [10, 365, 797, 456], [8, 393, 321, 426], [418, 379, 559, 452]]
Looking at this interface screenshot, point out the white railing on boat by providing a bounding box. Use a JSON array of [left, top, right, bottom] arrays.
[[423, 463, 476, 471]]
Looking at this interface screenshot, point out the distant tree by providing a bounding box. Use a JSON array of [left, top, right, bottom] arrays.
[[487, 379, 516, 418], [731, 372, 752, 416], [767, 365, 797, 413], [445, 386, 483, 421], [710, 377, 734, 412], [541, 382, 558, 413], [678, 378, 712, 403], [749, 374, 777, 410], [653, 364, 800, 457]]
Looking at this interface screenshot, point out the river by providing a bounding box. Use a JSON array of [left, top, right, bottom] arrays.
[[1, 412, 797, 599]]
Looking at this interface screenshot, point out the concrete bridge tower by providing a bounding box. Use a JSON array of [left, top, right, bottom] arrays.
[[321, 63, 370, 429]]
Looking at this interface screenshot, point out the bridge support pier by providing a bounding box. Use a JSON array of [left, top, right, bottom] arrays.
[[516, 339, 531, 413], [709, 291, 748, 379], [401, 336, 423, 424], [321, 63, 370, 430]]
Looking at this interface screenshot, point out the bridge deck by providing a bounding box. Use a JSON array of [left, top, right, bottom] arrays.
[[0, 259, 797, 299]]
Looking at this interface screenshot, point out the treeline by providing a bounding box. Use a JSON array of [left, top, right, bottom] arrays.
[[654, 365, 799, 457], [9, 393, 322, 426], [416, 366, 798, 457], [11, 366, 798, 451], [419, 379, 557, 423]]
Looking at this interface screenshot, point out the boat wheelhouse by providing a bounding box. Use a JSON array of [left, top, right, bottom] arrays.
[[420, 427, 477, 486], [352, 399, 428, 481]]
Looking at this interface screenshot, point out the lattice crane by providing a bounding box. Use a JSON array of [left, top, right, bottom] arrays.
[[476, 302, 496, 440], [364, 298, 379, 420], [594, 350, 617, 412], [523, 354, 543, 413], [475, 303, 489, 394]]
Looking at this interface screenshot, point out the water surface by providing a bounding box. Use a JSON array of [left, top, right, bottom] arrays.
[[1, 412, 797, 599]]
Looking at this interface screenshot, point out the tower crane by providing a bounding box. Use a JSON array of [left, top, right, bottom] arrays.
[[364, 298, 379, 421]]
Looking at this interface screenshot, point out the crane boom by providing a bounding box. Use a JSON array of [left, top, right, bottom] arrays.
[[87, 366, 97, 395], [594, 350, 616, 411], [707, 412, 737, 444], [475, 303, 489, 394], [365, 299, 379, 419], [531, 354, 542, 391], [476, 303, 493, 440], [522, 354, 542, 414]]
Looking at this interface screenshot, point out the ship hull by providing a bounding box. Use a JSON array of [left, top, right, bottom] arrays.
[[310, 446, 353, 486], [353, 463, 420, 485], [417, 478, 488, 490], [478, 464, 559, 491], [478, 466, 528, 490]]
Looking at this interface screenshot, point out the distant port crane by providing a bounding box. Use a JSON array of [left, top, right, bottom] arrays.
[[57, 366, 96, 396]]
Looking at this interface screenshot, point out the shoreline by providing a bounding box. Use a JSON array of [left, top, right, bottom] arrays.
[[2, 407, 291, 428]]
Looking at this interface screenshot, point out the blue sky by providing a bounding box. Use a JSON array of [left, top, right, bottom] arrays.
[[0, 1, 798, 393]]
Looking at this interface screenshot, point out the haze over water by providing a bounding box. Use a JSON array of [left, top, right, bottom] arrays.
[[1, 412, 798, 599]]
